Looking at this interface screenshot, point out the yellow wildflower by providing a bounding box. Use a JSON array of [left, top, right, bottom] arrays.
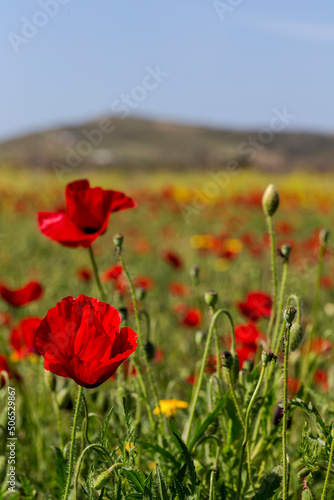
[[153, 399, 189, 418]]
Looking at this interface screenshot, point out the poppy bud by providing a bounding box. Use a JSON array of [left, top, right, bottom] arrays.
[[144, 341, 155, 361], [190, 265, 200, 285], [301, 486, 316, 499], [135, 287, 147, 301], [261, 350, 277, 367], [195, 330, 207, 346], [221, 351, 233, 371], [281, 243, 292, 261], [93, 469, 111, 490], [45, 370, 56, 392], [289, 323, 304, 352], [320, 228, 330, 246], [113, 233, 124, 249], [283, 306, 297, 325], [204, 290, 218, 308], [262, 184, 280, 216], [119, 307, 128, 322]]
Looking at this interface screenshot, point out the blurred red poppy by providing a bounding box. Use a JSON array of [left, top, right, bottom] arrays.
[[235, 323, 262, 344], [162, 250, 183, 269], [134, 275, 154, 290], [169, 281, 190, 297], [0, 281, 43, 307], [10, 318, 41, 359], [37, 179, 136, 248], [0, 311, 12, 327], [35, 295, 137, 388], [236, 344, 257, 368], [237, 292, 272, 322], [102, 263, 124, 282], [182, 308, 202, 328], [77, 267, 92, 282], [314, 369, 329, 391]]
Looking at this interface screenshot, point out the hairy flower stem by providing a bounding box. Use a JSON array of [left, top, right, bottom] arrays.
[[119, 252, 161, 418], [184, 309, 235, 445], [320, 428, 334, 500], [88, 245, 106, 301], [282, 324, 292, 500], [272, 259, 289, 349], [63, 384, 83, 500], [74, 443, 112, 499], [266, 215, 278, 341]]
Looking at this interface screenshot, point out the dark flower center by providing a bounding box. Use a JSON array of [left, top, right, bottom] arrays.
[[83, 227, 99, 234]]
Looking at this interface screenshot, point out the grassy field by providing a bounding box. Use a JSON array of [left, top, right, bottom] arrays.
[[0, 168, 333, 499]]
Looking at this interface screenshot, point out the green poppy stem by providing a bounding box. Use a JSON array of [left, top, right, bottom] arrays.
[[320, 428, 334, 500], [266, 215, 278, 341], [63, 384, 83, 500], [184, 309, 236, 446], [282, 324, 292, 500], [88, 245, 106, 302]]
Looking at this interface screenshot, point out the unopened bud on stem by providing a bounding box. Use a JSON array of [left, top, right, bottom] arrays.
[[204, 290, 218, 308], [262, 184, 280, 216]]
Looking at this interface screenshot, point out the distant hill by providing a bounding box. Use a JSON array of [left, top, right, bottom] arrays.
[[0, 116, 333, 171]]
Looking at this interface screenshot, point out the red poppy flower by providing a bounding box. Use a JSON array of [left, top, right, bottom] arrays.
[[134, 275, 154, 290], [35, 295, 137, 388], [162, 250, 183, 269], [77, 267, 92, 282], [237, 292, 272, 322], [0, 281, 43, 307], [235, 323, 262, 345], [182, 308, 202, 328], [10, 318, 41, 359], [102, 263, 124, 282], [169, 281, 190, 297], [37, 179, 136, 248], [314, 369, 329, 391]]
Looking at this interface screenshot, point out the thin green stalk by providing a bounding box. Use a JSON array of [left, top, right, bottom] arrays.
[[74, 443, 112, 499], [119, 252, 161, 417], [320, 429, 334, 500], [209, 471, 217, 500], [272, 259, 289, 349], [210, 306, 221, 380], [52, 392, 64, 452], [312, 241, 326, 335], [88, 245, 106, 301], [184, 309, 235, 445], [63, 385, 83, 500], [266, 215, 278, 341], [282, 324, 292, 500]]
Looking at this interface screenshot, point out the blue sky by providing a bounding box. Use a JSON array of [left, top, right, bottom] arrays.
[[1, 0, 334, 140]]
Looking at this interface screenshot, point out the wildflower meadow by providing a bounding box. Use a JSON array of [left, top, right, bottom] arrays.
[[0, 171, 333, 500]]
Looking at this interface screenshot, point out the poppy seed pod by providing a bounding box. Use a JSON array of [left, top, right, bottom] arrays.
[[204, 290, 218, 308], [281, 243, 292, 261], [261, 350, 277, 367], [93, 469, 111, 490], [190, 265, 200, 285], [221, 351, 234, 371], [319, 228, 330, 246], [113, 233, 124, 249], [289, 323, 304, 351], [262, 184, 280, 216], [283, 306, 297, 325]]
